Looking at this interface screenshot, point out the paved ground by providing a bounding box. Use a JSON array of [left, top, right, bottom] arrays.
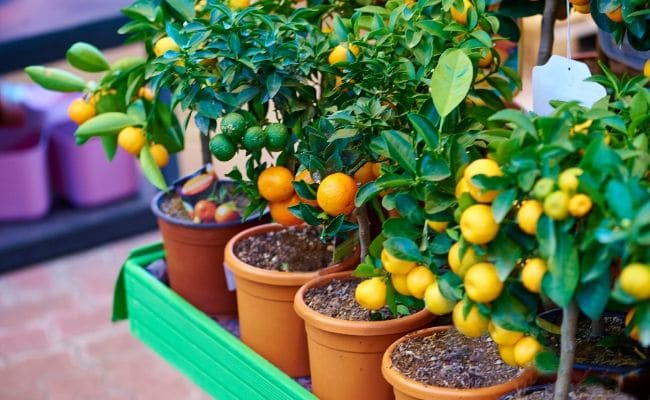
[[0, 232, 211, 400]]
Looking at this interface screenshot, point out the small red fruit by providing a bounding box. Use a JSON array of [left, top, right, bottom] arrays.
[[214, 202, 240, 223], [193, 200, 217, 223]]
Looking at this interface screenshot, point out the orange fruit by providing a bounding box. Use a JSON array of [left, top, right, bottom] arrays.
[[67, 98, 96, 125], [353, 162, 376, 184], [138, 86, 154, 101], [257, 166, 295, 203], [606, 7, 623, 23], [316, 172, 357, 216], [451, 0, 472, 25], [269, 195, 303, 227], [478, 49, 493, 68], [573, 3, 590, 13], [294, 169, 318, 207], [372, 162, 382, 178], [568, 194, 593, 218], [570, 0, 589, 5], [117, 127, 146, 156], [149, 143, 169, 167]]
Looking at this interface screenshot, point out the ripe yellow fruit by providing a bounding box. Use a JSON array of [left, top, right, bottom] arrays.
[[543, 191, 570, 220], [353, 162, 376, 184], [328, 43, 360, 65], [478, 49, 493, 68], [451, 0, 472, 25], [427, 220, 449, 233], [228, 0, 250, 10], [424, 281, 456, 315], [558, 168, 582, 193], [521, 258, 547, 294], [257, 166, 295, 203], [117, 127, 146, 155], [153, 36, 180, 57], [513, 336, 542, 367], [391, 273, 411, 296], [644, 59, 650, 78], [625, 309, 640, 341], [316, 172, 358, 216], [606, 7, 623, 23], [355, 278, 387, 311], [573, 3, 590, 13], [67, 98, 96, 125], [498, 344, 518, 366], [460, 204, 500, 245], [138, 86, 154, 101], [463, 159, 503, 203], [452, 300, 489, 338], [517, 200, 543, 235], [381, 249, 417, 275], [149, 143, 169, 167], [406, 266, 436, 299], [464, 262, 503, 303], [619, 263, 650, 300], [448, 242, 483, 278], [455, 177, 471, 199], [489, 322, 524, 346], [568, 194, 593, 218]]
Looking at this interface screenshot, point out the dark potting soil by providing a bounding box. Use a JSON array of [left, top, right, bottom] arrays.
[[391, 328, 523, 389], [507, 384, 635, 400], [160, 193, 192, 221], [303, 278, 398, 320], [543, 314, 648, 368], [234, 225, 333, 272]]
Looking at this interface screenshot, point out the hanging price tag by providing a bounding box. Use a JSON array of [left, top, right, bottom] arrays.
[[532, 55, 606, 116]]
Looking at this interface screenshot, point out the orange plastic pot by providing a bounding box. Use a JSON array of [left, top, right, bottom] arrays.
[[152, 191, 262, 317], [382, 326, 537, 400], [224, 224, 359, 377], [294, 271, 435, 400]]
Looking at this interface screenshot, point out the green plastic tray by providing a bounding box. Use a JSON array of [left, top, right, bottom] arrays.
[[112, 242, 316, 400]]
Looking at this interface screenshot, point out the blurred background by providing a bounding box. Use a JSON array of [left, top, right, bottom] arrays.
[[0, 0, 622, 398]]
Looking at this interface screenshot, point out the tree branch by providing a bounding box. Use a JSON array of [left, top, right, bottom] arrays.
[[554, 301, 579, 400], [538, 0, 559, 65], [355, 204, 371, 261], [200, 129, 212, 166]]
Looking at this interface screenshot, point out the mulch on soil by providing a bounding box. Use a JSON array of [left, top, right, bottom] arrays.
[[506, 384, 635, 400]]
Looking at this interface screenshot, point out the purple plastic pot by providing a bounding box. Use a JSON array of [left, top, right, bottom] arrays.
[[47, 120, 139, 208]]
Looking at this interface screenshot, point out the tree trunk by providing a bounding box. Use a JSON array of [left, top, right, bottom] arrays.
[[589, 318, 605, 339], [355, 204, 371, 261], [538, 0, 559, 65], [200, 130, 212, 166], [554, 301, 579, 400]]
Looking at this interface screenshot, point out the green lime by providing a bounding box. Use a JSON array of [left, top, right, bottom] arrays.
[[221, 112, 247, 141], [531, 177, 555, 200], [243, 126, 266, 152], [265, 123, 289, 152], [209, 134, 237, 161]]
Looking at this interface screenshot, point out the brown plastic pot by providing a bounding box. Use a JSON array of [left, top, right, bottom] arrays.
[[152, 190, 262, 317], [224, 223, 359, 377], [382, 326, 537, 400], [294, 271, 435, 400]]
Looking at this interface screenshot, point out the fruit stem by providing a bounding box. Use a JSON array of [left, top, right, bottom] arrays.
[[554, 300, 578, 400], [538, 0, 558, 65], [200, 129, 212, 166], [355, 204, 371, 261]]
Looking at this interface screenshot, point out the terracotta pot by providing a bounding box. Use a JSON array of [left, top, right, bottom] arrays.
[[152, 190, 262, 317], [382, 326, 537, 400], [224, 224, 359, 377], [294, 271, 435, 400]]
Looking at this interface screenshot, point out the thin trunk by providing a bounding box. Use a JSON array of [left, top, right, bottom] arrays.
[[355, 204, 371, 261], [589, 318, 605, 339], [554, 301, 579, 400], [538, 0, 559, 65], [200, 130, 212, 166]]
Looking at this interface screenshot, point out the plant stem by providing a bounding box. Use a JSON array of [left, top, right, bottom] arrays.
[[355, 204, 371, 261], [589, 318, 605, 339], [554, 300, 578, 400], [200, 129, 212, 166], [538, 0, 558, 65]]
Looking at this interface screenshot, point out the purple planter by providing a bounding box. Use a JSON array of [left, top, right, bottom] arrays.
[[48, 120, 139, 208], [0, 108, 50, 220]]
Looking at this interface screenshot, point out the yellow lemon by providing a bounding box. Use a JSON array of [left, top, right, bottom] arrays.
[[620, 263, 650, 300], [406, 266, 436, 299], [489, 322, 524, 346], [568, 194, 593, 218], [464, 262, 503, 303], [521, 258, 547, 294], [424, 281, 456, 315], [391, 273, 411, 296], [558, 168, 582, 194], [452, 300, 489, 338], [427, 220, 449, 233], [328, 43, 360, 65], [644, 59, 650, 78], [513, 336, 542, 367], [460, 204, 500, 245], [355, 278, 387, 311], [381, 249, 417, 275], [498, 344, 518, 366], [153, 36, 180, 57], [451, 0, 472, 25], [463, 159, 503, 203], [543, 191, 570, 220], [448, 242, 483, 278], [517, 200, 543, 235]]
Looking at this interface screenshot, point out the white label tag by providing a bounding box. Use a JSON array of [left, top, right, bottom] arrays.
[[223, 263, 237, 291], [532, 55, 607, 116]]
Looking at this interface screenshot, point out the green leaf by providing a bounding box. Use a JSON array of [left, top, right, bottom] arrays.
[[575, 272, 610, 321], [353, 263, 382, 278], [488, 109, 536, 136], [605, 180, 634, 220], [492, 188, 517, 223], [438, 271, 464, 301], [408, 113, 438, 149], [384, 237, 423, 262], [383, 218, 420, 240], [139, 144, 168, 191], [75, 113, 139, 140], [491, 287, 531, 332], [355, 181, 381, 207], [25, 66, 86, 92], [534, 351, 559, 374], [382, 130, 416, 175], [166, 0, 195, 20], [540, 224, 580, 308], [419, 153, 450, 182], [489, 234, 522, 281], [66, 42, 110, 72], [100, 135, 118, 161], [429, 49, 473, 118]]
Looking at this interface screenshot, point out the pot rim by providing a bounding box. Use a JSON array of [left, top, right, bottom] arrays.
[[293, 271, 435, 336], [224, 223, 360, 287], [381, 325, 537, 399]]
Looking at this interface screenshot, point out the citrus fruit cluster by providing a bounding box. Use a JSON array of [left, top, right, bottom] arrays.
[[209, 112, 290, 162]]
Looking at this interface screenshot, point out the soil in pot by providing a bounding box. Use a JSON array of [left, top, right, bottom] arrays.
[[233, 225, 333, 272], [504, 384, 635, 400], [160, 193, 191, 220], [391, 328, 524, 389]]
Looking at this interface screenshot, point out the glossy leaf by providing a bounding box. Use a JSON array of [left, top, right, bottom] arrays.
[[430, 49, 473, 118]]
